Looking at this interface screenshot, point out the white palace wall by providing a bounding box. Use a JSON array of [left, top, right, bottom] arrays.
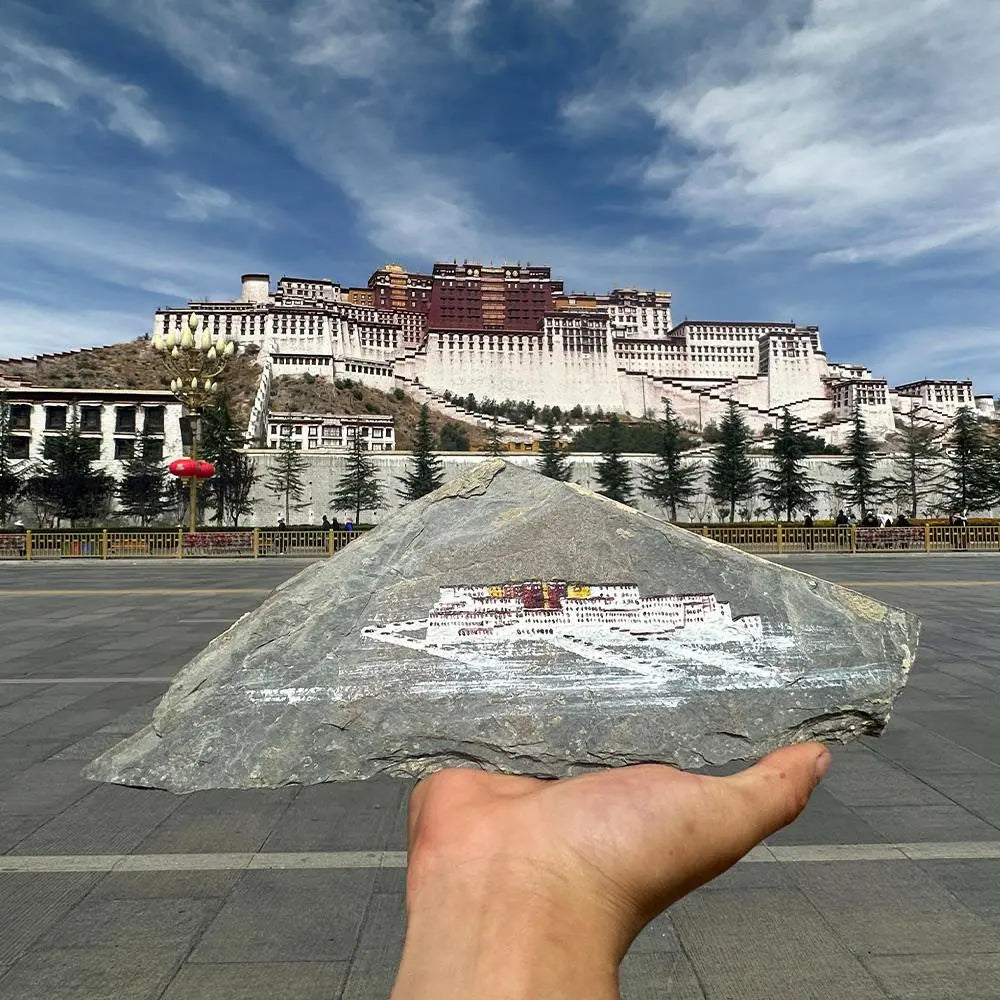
[[420, 335, 623, 410], [243, 451, 982, 526]]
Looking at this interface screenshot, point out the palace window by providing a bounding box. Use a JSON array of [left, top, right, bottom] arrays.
[[45, 405, 67, 431], [115, 407, 136, 433], [7, 436, 30, 459], [144, 406, 165, 435]]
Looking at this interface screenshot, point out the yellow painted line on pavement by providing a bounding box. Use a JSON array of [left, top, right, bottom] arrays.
[[0, 588, 272, 596]]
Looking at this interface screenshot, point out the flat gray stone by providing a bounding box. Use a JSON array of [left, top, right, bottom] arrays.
[[85, 461, 918, 791]]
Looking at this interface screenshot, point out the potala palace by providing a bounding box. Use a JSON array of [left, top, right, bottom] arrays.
[[152, 262, 994, 444]]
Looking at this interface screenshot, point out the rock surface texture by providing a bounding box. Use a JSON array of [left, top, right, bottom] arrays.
[[86, 461, 918, 791]]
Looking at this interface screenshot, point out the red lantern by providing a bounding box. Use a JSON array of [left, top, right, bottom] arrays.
[[168, 458, 197, 478], [194, 461, 215, 479]]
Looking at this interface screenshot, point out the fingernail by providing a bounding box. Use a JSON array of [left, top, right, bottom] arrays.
[[813, 748, 831, 782]]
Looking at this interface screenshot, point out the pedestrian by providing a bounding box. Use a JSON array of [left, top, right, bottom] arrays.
[[895, 512, 911, 527], [803, 509, 816, 551], [834, 509, 849, 527], [321, 514, 331, 530]]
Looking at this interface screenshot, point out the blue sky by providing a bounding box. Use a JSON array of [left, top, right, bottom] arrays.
[[2, 0, 999, 391]]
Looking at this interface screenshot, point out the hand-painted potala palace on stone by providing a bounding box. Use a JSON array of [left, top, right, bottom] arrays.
[[152, 262, 993, 447]]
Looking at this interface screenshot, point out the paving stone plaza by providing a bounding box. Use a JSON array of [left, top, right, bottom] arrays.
[[2, 555, 1000, 999]]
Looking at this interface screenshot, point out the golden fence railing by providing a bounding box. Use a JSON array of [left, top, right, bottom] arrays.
[[3, 525, 999, 560], [0, 529, 367, 559]]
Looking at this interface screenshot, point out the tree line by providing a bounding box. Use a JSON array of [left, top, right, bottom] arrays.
[[0, 394, 260, 528], [5, 391, 997, 529], [586, 400, 1000, 522]]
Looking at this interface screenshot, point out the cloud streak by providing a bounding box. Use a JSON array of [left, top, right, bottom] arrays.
[[0, 31, 169, 148], [563, 0, 1000, 265]]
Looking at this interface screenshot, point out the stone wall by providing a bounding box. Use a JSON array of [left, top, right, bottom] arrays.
[[243, 450, 980, 526]]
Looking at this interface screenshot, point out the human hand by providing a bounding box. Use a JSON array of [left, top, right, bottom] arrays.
[[391, 744, 830, 1000]]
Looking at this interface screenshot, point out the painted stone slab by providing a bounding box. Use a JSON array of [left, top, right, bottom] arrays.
[[85, 461, 918, 791]]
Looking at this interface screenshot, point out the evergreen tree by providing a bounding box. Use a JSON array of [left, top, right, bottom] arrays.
[[397, 404, 444, 501], [944, 407, 991, 512], [595, 414, 635, 505], [761, 409, 816, 520], [639, 399, 698, 520], [201, 401, 260, 526], [439, 422, 471, 451], [0, 392, 29, 524], [265, 441, 309, 524], [708, 400, 756, 522], [537, 415, 572, 481], [28, 416, 115, 526], [332, 434, 385, 524], [116, 430, 172, 526], [843, 405, 884, 518], [227, 453, 258, 528], [883, 408, 944, 518], [485, 413, 505, 456]]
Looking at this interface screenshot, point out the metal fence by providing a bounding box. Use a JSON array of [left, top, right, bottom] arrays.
[[0, 529, 363, 560], [1, 525, 997, 560], [694, 524, 1000, 553]]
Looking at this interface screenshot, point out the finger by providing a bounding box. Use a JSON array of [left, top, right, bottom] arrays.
[[723, 742, 830, 848]]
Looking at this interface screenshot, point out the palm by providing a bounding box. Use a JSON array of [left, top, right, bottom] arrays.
[[407, 745, 825, 955]]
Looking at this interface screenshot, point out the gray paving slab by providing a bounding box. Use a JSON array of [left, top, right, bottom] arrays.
[[10, 784, 183, 855], [340, 893, 406, 1000], [765, 787, 887, 846], [921, 772, 1000, 825], [135, 788, 298, 854], [671, 887, 888, 1000], [0, 683, 51, 707], [852, 803, 1000, 841], [0, 873, 102, 964], [629, 912, 683, 953], [6, 555, 1000, 998], [0, 815, 46, 853], [0, 760, 98, 816], [620, 953, 706, 1000], [50, 733, 127, 760], [791, 860, 1000, 955], [87, 870, 242, 900], [187, 869, 375, 963], [0, 950, 183, 1000], [262, 779, 407, 853], [864, 954, 1000, 1000], [159, 962, 349, 1000], [0, 690, 95, 738], [821, 751, 952, 807], [0, 897, 220, 1000]]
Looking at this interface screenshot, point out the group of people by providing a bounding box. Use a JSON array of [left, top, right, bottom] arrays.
[[831, 509, 912, 528], [275, 515, 348, 531]]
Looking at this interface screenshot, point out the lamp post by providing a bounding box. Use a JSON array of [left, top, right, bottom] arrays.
[[152, 313, 235, 533]]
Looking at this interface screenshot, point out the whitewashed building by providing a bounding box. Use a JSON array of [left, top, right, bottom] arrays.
[[153, 270, 994, 446], [0, 383, 183, 470], [265, 411, 395, 451]]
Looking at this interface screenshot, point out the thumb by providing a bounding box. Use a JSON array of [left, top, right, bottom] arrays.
[[723, 742, 830, 849]]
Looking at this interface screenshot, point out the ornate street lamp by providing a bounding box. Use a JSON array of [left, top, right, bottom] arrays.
[[152, 313, 235, 532]]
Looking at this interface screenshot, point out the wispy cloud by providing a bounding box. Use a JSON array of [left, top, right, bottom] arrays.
[[867, 325, 1000, 390], [164, 176, 261, 224], [0, 31, 169, 148], [562, 0, 1000, 266]]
